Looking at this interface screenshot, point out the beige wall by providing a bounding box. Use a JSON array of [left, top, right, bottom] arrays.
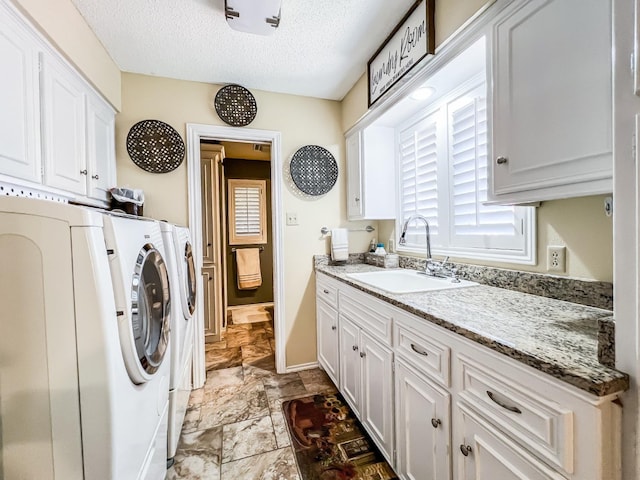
[[378, 195, 613, 282], [11, 0, 121, 109], [116, 73, 374, 367]]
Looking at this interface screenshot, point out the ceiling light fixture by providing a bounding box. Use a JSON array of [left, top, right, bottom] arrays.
[[224, 0, 282, 36], [410, 86, 436, 101]]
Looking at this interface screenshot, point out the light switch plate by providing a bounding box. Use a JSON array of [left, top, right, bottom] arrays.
[[286, 212, 298, 226]]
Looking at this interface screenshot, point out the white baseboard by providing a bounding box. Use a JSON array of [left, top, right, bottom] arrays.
[[285, 361, 319, 373]]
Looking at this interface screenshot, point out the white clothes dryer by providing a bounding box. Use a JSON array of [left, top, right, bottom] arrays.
[[0, 197, 170, 480], [160, 222, 197, 461]]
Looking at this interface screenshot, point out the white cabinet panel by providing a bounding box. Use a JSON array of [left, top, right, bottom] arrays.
[[491, 0, 612, 203], [457, 404, 567, 480], [346, 131, 363, 219], [0, 8, 41, 183], [41, 53, 87, 195], [86, 93, 115, 201], [395, 359, 451, 480], [317, 299, 340, 386], [361, 332, 394, 463], [339, 315, 361, 416]]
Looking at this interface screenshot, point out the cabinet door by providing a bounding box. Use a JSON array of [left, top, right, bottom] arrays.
[[41, 52, 87, 195], [0, 8, 41, 183], [86, 93, 115, 200], [395, 360, 451, 480], [361, 331, 394, 463], [202, 265, 220, 342], [346, 131, 363, 219], [201, 157, 215, 263], [492, 0, 612, 201], [457, 405, 566, 480], [339, 315, 361, 417], [316, 299, 339, 385]]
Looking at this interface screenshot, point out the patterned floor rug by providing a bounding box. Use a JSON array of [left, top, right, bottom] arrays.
[[282, 393, 398, 480]]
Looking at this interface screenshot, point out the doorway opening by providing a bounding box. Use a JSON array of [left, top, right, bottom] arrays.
[[186, 124, 285, 388]]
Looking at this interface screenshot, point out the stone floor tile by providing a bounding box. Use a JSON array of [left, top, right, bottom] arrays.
[[221, 416, 277, 463], [198, 377, 269, 429], [167, 427, 222, 480], [205, 347, 242, 371], [220, 447, 300, 480], [298, 368, 338, 395]]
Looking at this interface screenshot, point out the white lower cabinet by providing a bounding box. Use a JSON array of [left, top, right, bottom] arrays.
[[395, 358, 451, 480], [315, 272, 623, 480], [316, 298, 339, 386], [457, 404, 566, 480]]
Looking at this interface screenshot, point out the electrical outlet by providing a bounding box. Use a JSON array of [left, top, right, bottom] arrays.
[[547, 246, 566, 273], [286, 212, 298, 226]]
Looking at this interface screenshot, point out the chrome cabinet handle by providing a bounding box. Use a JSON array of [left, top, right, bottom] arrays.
[[410, 344, 429, 356], [352, 345, 358, 351], [80, 169, 88, 175], [331, 325, 337, 331], [359, 351, 366, 358], [496, 156, 508, 165], [91, 174, 99, 180], [323, 289, 330, 294], [431, 418, 441, 428], [460, 444, 472, 456], [486, 390, 522, 414]]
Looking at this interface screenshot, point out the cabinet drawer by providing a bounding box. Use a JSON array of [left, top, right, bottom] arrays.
[[395, 324, 450, 387], [316, 273, 338, 309], [458, 353, 574, 473], [339, 289, 392, 345]]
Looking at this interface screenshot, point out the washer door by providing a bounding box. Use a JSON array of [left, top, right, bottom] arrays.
[[126, 243, 171, 384], [183, 241, 196, 317]]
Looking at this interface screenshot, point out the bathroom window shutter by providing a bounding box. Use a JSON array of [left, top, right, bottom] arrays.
[[399, 111, 440, 247], [448, 86, 525, 250], [228, 179, 267, 245]]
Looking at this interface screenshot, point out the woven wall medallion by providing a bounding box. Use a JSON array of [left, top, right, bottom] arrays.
[[289, 145, 338, 196], [214, 84, 258, 127], [126, 120, 185, 173]]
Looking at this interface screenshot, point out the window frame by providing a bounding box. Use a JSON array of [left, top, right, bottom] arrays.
[[228, 178, 267, 245], [395, 74, 536, 265]]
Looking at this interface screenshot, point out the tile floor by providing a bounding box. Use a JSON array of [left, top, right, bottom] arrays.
[[167, 305, 337, 479]]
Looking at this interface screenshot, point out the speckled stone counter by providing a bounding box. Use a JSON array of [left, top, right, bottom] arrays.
[[315, 262, 629, 397]]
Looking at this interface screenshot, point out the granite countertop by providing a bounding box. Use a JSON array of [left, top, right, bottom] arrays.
[[316, 263, 628, 397]]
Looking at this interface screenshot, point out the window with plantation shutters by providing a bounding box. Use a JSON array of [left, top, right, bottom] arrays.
[[228, 179, 267, 245], [396, 75, 535, 263]]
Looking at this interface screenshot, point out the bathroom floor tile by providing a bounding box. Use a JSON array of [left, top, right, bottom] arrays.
[[221, 416, 277, 463]]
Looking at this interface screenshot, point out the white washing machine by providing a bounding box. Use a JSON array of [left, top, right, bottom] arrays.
[[0, 197, 170, 480], [159, 222, 196, 461]]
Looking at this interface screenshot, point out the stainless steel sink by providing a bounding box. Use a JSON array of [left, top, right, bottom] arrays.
[[346, 269, 478, 294]]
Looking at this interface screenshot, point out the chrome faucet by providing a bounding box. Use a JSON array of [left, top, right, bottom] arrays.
[[398, 214, 459, 282]]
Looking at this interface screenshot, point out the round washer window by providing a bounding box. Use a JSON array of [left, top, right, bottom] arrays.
[[184, 241, 196, 316], [131, 244, 170, 377]]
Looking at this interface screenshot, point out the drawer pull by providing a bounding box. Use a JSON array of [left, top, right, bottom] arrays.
[[359, 351, 366, 358], [91, 174, 99, 180], [331, 325, 337, 331], [410, 343, 429, 356], [352, 345, 359, 351], [323, 289, 330, 294], [460, 444, 472, 456], [431, 418, 441, 429], [486, 390, 522, 414]]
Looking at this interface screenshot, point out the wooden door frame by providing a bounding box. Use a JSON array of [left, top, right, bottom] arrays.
[[186, 124, 285, 388]]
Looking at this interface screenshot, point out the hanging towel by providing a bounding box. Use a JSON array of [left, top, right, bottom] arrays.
[[331, 228, 349, 262], [236, 248, 262, 290]]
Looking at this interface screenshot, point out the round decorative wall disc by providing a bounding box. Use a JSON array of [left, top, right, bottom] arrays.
[[126, 120, 185, 173], [289, 145, 338, 196], [214, 84, 258, 127]]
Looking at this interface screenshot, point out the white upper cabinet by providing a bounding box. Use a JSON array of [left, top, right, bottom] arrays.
[[86, 93, 116, 202], [346, 125, 396, 220], [490, 0, 612, 204], [0, 8, 41, 183], [41, 52, 87, 196], [0, 1, 116, 205]]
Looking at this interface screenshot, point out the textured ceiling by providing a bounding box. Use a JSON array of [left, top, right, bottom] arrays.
[[71, 0, 418, 100]]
